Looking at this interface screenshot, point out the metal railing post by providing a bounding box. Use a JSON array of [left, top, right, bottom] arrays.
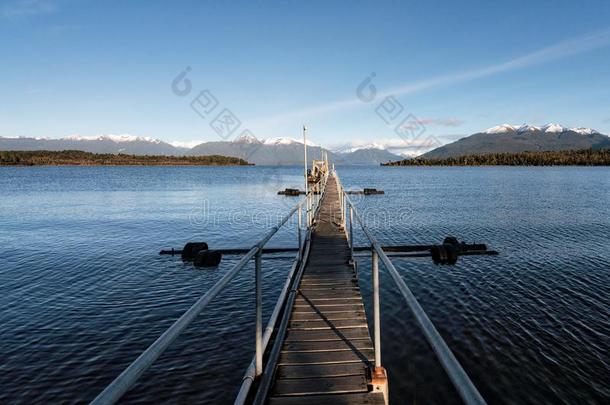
[[372, 249, 381, 369], [309, 193, 313, 227], [341, 190, 345, 227], [297, 205, 302, 261], [255, 249, 263, 376], [338, 186, 341, 218], [349, 206, 354, 260]]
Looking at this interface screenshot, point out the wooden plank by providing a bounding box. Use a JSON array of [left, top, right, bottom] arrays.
[[300, 278, 357, 285], [298, 283, 357, 289], [299, 281, 358, 288], [282, 339, 373, 353], [288, 319, 368, 330], [303, 270, 354, 276], [266, 175, 382, 405], [292, 304, 365, 313], [285, 328, 371, 342], [276, 363, 367, 380], [294, 297, 362, 305], [290, 310, 366, 321], [298, 291, 361, 300], [272, 375, 368, 396], [279, 349, 375, 365], [297, 287, 357, 295], [269, 393, 386, 405]]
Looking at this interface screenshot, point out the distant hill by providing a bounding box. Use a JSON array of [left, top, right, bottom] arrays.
[[0, 134, 403, 165], [383, 148, 610, 166], [187, 136, 332, 165], [423, 124, 610, 159], [0, 150, 250, 166], [0, 135, 188, 156], [335, 147, 403, 165], [188, 135, 402, 165]]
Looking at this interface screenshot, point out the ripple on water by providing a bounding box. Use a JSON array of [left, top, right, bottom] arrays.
[[0, 166, 609, 404]]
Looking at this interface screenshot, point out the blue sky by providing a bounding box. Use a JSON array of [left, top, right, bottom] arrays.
[[2, 0, 610, 149]]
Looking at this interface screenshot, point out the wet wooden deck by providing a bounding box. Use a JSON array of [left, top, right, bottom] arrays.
[[267, 176, 385, 405]]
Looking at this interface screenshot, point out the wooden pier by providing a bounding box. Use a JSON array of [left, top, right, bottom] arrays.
[[92, 158, 486, 405], [265, 175, 386, 404]]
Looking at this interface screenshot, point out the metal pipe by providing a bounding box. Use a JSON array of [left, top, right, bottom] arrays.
[[372, 249, 381, 369], [352, 250, 498, 259], [307, 193, 312, 227], [234, 257, 300, 405], [341, 191, 347, 227], [160, 247, 300, 255], [349, 206, 354, 260], [255, 249, 263, 376], [344, 193, 487, 405], [90, 246, 259, 405], [252, 230, 312, 405], [303, 125, 308, 205], [92, 196, 309, 405], [251, 176, 327, 404], [235, 176, 325, 404], [337, 183, 343, 225], [297, 205, 302, 261]]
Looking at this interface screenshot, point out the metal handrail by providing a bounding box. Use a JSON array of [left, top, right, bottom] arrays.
[[235, 171, 328, 404], [335, 171, 486, 405], [90, 182, 326, 405]]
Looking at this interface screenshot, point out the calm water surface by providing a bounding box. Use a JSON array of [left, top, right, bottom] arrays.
[[0, 166, 608, 404]]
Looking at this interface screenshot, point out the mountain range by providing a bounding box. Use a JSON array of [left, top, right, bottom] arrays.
[[2, 123, 609, 164], [422, 124, 610, 159], [0, 134, 403, 165]]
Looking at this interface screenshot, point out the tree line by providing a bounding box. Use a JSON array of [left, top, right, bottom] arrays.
[[0, 150, 252, 166], [382, 149, 610, 166]]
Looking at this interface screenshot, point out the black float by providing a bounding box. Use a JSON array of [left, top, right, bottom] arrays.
[[194, 250, 222, 267], [181, 242, 209, 261]]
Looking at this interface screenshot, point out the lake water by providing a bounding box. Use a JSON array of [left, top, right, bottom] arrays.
[[0, 166, 608, 404]]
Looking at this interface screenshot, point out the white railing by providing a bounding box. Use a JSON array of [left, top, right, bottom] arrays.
[[91, 174, 328, 405], [334, 171, 487, 405]]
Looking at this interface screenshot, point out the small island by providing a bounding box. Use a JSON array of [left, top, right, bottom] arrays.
[[0, 150, 252, 166], [382, 149, 610, 166]]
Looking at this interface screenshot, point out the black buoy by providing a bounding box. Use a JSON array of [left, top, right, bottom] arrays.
[[181, 242, 209, 261], [443, 236, 460, 247], [431, 244, 458, 265], [277, 188, 304, 196], [285, 188, 301, 196], [194, 250, 222, 267]]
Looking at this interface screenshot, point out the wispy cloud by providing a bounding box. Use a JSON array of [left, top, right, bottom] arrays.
[[252, 28, 610, 127], [1, 0, 57, 18], [417, 117, 463, 127]]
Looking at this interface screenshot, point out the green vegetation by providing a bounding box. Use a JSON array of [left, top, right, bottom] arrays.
[[382, 149, 610, 166], [0, 150, 251, 166]]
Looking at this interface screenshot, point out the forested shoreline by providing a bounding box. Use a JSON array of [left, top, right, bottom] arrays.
[[383, 149, 610, 166], [0, 150, 252, 166]]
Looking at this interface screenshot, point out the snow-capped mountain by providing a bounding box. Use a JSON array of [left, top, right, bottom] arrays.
[[231, 133, 261, 144], [232, 134, 317, 147], [62, 134, 164, 144], [331, 142, 387, 154], [170, 140, 207, 149], [0, 134, 184, 155], [423, 123, 610, 159], [330, 139, 437, 158], [262, 137, 318, 147], [0, 133, 402, 165], [484, 123, 600, 135], [188, 136, 397, 165]]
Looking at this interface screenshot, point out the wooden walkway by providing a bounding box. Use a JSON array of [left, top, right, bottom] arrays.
[[267, 176, 386, 405]]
